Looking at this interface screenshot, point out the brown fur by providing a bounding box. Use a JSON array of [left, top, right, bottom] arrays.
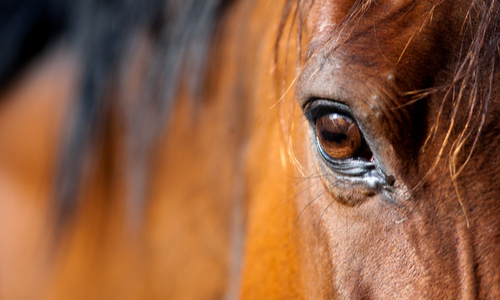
[[0, 0, 499, 299]]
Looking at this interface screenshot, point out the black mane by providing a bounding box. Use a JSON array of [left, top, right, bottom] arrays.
[[0, 0, 232, 223]]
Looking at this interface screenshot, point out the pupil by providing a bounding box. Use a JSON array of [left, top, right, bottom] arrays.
[[321, 130, 348, 144]]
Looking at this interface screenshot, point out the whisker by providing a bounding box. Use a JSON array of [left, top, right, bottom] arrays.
[[275, 176, 322, 210], [287, 177, 338, 243], [315, 198, 336, 250], [288, 178, 345, 244]]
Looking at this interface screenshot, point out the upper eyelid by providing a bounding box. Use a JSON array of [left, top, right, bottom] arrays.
[[303, 98, 378, 147], [303, 99, 356, 123], [303, 98, 349, 110]]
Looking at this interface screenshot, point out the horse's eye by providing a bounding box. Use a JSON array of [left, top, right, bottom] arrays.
[[316, 113, 362, 160]]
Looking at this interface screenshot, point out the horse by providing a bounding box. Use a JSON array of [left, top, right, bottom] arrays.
[[0, 0, 499, 299]]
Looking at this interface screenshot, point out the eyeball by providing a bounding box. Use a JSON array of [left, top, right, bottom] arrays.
[[315, 113, 362, 160]]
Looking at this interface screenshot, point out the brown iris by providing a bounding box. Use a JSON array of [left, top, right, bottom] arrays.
[[316, 113, 361, 159]]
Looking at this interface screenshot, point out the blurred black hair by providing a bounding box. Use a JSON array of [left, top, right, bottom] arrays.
[[0, 0, 66, 88], [0, 0, 232, 225]]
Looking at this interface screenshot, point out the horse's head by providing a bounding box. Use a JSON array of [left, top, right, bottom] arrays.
[[251, 0, 500, 298], [0, 0, 499, 299]]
